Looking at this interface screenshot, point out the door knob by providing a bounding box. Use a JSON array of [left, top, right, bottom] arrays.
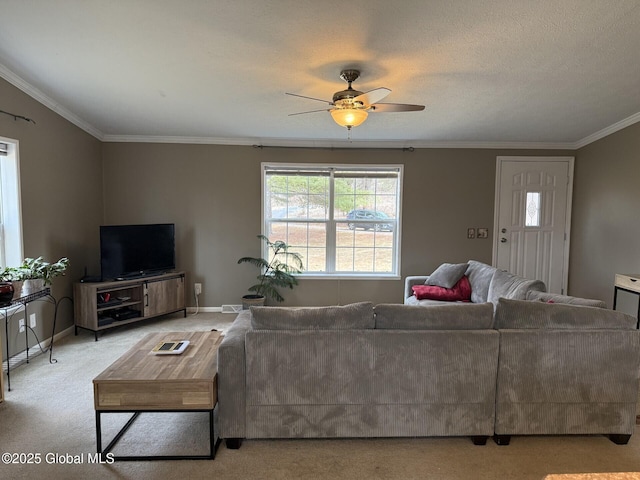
[[500, 238, 507, 243], [501, 228, 507, 233]]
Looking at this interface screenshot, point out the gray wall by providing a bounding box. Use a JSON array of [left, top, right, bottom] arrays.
[[570, 121, 640, 311], [0, 77, 103, 360], [101, 143, 568, 307], [3, 70, 639, 362]]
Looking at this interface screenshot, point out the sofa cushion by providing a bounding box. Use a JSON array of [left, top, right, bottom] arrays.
[[404, 296, 455, 307], [526, 290, 607, 308], [494, 298, 636, 329], [374, 302, 494, 330], [426, 262, 469, 289], [487, 269, 546, 304], [250, 302, 374, 330], [465, 260, 497, 304], [412, 275, 471, 302]]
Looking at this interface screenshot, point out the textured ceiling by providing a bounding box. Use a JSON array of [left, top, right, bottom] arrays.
[[1, 0, 640, 148]]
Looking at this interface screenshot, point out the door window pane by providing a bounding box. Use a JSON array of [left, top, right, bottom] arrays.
[[525, 192, 541, 227]]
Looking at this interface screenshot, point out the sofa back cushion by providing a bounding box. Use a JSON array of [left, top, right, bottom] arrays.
[[526, 290, 607, 308], [250, 302, 374, 330], [425, 262, 469, 288], [487, 269, 546, 304], [465, 260, 497, 303], [494, 298, 636, 329], [374, 302, 494, 330]]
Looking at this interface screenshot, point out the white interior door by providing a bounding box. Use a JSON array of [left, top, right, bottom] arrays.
[[493, 156, 574, 294]]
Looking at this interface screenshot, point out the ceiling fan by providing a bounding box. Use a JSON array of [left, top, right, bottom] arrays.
[[286, 69, 425, 131]]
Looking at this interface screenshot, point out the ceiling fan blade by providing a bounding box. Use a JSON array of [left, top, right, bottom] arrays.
[[370, 103, 425, 112], [286, 92, 334, 105], [354, 88, 391, 106], [288, 108, 331, 116]]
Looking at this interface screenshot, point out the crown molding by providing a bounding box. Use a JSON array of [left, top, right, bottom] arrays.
[[102, 134, 576, 150], [101, 134, 259, 145], [573, 111, 640, 149], [3, 63, 638, 150], [0, 63, 104, 140]]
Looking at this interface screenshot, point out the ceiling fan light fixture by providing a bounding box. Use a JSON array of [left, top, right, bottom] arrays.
[[330, 108, 368, 129]]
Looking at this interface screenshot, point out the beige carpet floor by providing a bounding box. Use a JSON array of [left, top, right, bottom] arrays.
[[2, 311, 640, 480]]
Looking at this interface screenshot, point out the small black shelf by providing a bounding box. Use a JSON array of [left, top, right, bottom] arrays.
[[97, 298, 123, 308], [97, 300, 142, 313]]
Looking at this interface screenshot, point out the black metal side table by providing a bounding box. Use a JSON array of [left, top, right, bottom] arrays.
[[2, 288, 56, 391]]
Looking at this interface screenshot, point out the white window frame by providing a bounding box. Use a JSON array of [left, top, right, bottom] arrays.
[[0, 136, 24, 269], [262, 162, 402, 280]]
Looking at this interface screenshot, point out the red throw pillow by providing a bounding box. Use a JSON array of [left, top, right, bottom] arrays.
[[412, 275, 472, 302]]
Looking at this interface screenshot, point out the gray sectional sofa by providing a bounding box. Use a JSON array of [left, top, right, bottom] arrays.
[[217, 293, 640, 449], [405, 260, 546, 306], [493, 298, 639, 445]]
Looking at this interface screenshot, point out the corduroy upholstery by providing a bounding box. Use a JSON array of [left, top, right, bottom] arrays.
[[375, 302, 494, 330], [250, 301, 374, 330], [218, 297, 640, 446], [218, 303, 499, 442], [526, 290, 608, 308], [494, 298, 640, 439], [404, 260, 545, 306]]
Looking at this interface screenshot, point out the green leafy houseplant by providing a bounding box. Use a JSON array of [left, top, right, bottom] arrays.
[[0, 266, 20, 282], [238, 235, 303, 304], [16, 256, 70, 285]]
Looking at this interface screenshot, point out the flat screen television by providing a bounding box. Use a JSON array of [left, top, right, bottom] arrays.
[[100, 223, 175, 280]]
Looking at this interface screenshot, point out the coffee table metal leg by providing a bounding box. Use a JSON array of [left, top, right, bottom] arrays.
[[96, 411, 102, 454], [209, 408, 223, 460], [97, 411, 141, 458], [95, 409, 218, 461], [209, 409, 215, 459]]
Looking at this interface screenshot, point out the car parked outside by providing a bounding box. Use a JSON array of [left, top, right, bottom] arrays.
[[346, 209, 394, 231]]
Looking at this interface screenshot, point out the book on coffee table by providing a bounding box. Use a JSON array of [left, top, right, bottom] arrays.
[[151, 340, 189, 355]]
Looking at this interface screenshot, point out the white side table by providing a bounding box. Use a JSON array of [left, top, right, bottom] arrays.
[[613, 274, 640, 328]]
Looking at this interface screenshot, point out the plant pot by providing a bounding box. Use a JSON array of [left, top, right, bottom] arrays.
[[11, 281, 23, 300], [0, 282, 14, 306], [242, 294, 265, 310], [21, 278, 45, 296]]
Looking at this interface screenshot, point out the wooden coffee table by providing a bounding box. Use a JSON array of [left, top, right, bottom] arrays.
[[93, 331, 223, 460]]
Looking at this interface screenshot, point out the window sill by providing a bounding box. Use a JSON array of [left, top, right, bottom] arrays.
[[295, 274, 401, 281]]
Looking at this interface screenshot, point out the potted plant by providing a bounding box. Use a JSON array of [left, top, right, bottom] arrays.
[[237, 235, 303, 308], [17, 256, 70, 295], [0, 267, 18, 305], [0, 266, 25, 301]]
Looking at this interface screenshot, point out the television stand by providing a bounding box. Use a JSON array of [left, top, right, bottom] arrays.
[[115, 270, 172, 281], [74, 271, 186, 340]]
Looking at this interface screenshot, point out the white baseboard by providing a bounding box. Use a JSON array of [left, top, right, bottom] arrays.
[[186, 306, 245, 313], [187, 306, 222, 313], [2, 325, 74, 372], [51, 325, 75, 343], [221, 304, 243, 313]]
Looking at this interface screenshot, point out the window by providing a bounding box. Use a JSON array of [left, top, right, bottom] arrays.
[[263, 163, 402, 278], [525, 191, 541, 227], [0, 137, 24, 268]]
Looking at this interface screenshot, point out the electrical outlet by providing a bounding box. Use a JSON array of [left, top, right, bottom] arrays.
[[19, 319, 25, 333], [30, 313, 37, 328], [194, 283, 202, 295]]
